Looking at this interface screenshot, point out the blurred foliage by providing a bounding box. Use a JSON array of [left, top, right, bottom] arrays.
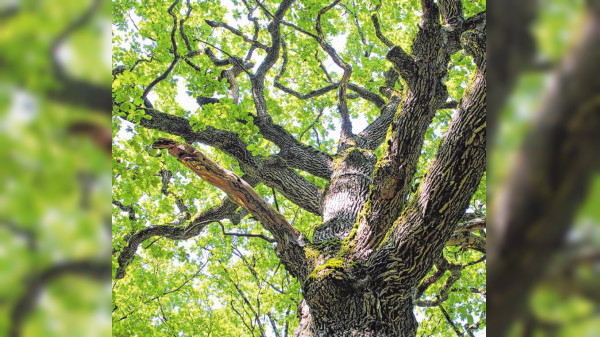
[[490, 0, 600, 335], [0, 0, 111, 336]]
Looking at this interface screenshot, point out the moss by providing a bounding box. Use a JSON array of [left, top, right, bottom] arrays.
[[305, 257, 346, 284], [307, 238, 342, 254]]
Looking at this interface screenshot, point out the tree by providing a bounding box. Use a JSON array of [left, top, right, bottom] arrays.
[[111, 0, 486, 336]]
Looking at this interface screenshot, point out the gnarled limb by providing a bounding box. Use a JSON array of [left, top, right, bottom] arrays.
[[116, 107, 325, 215], [114, 191, 247, 280], [365, 27, 485, 297], [240, 0, 333, 180], [152, 138, 311, 279], [352, 3, 451, 261]]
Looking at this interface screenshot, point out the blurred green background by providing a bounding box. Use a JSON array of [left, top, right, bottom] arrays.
[[489, 0, 600, 335], [0, 0, 111, 336]]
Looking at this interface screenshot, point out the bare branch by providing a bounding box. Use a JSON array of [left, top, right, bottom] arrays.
[[370, 2, 394, 48], [218, 221, 276, 243], [142, 0, 181, 103], [205, 19, 268, 50]]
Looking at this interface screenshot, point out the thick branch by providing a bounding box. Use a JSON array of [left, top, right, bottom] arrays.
[[356, 95, 402, 150], [385, 46, 417, 88], [260, 155, 324, 215], [152, 138, 310, 279], [252, 114, 333, 180], [362, 41, 485, 293], [115, 192, 245, 279], [446, 232, 486, 253], [352, 5, 451, 261], [254, 0, 294, 83], [438, 0, 465, 54], [117, 107, 327, 211]]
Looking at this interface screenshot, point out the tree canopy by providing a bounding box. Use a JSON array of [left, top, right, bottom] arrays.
[[112, 0, 486, 336]]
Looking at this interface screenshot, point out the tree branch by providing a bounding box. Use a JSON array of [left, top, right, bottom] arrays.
[[438, 304, 463, 337], [205, 19, 268, 50], [316, 0, 353, 141], [361, 27, 485, 295], [370, 2, 394, 48], [116, 106, 326, 213], [438, 0, 465, 54], [142, 0, 181, 104], [385, 46, 417, 88], [218, 221, 276, 243], [356, 95, 402, 150], [114, 192, 246, 279], [152, 138, 310, 280], [352, 4, 452, 261]]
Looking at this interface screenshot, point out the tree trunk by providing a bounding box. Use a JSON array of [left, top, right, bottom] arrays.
[[298, 148, 418, 337], [295, 271, 418, 337]]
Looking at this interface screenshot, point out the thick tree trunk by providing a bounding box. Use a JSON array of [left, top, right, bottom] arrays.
[[295, 271, 417, 337], [298, 147, 418, 336], [313, 148, 376, 243]]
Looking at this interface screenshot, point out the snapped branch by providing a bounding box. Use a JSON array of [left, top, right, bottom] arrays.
[[152, 138, 310, 279]]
